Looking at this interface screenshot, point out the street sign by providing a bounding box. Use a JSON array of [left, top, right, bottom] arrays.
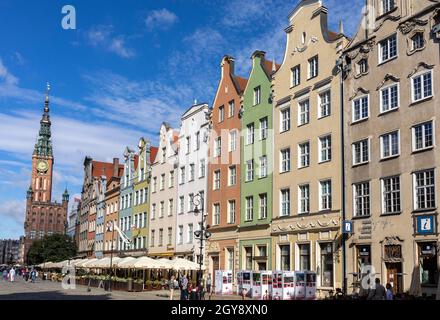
[[415, 215, 436, 235], [342, 220, 353, 234]]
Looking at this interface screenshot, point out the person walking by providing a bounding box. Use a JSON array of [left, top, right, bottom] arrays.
[[206, 274, 212, 294], [31, 270, 36, 283], [368, 278, 386, 300], [180, 274, 189, 300], [2, 269, 7, 281], [386, 283, 394, 300], [9, 268, 16, 282], [169, 275, 175, 300]]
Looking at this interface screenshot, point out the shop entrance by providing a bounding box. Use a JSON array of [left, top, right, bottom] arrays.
[[211, 255, 219, 288], [386, 262, 403, 294]]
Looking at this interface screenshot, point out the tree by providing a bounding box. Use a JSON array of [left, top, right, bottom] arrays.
[[27, 234, 77, 265]]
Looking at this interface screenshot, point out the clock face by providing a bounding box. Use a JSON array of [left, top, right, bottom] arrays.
[[37, 160, 48, 173]]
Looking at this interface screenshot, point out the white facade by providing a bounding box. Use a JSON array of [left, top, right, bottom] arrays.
[[175, 103, 210, 261]]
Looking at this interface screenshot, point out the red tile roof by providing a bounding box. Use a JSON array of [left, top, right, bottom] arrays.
[[234, 76, 248, 94], [92, 161, 123, 180], [263, 60, 281, 76], [150, 146, 158, 163], [134, 154, 139, 170]]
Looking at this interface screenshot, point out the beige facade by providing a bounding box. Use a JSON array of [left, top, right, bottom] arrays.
[[343, 0, 440, 297], [271, 0, 348, 296]]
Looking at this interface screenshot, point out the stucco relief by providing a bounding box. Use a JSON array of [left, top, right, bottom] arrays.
[[398, 18, 428, 34], [376, 74, 400, 90], [374, 14, 401, 32], [407, 62, 435, 78], [292, 36, 318, 55]]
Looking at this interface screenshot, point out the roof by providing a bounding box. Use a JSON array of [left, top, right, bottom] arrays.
[[134, 154, 139, 170], [92, 161, 124, 181], [234, 76, 248, 94], [328, 30, 340, 41], [263, 59, 281, 76], [150, 146, 158, 164]]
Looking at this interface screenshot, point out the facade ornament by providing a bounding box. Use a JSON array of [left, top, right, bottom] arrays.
[[376, 74, 400, 90], [374, 14, 401, 33], [349, 87, 370, 100], [407, 62, 435, 78], [398, 18, 428, 34], [297, 222, 308, 229]]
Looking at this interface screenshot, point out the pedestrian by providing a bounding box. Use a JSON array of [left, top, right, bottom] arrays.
[[386, 283, 394, 300], [206, 274, 212, 294], [2, 269, 7, 281], [9, 267, 16, 282], [169, 275, 175, 300], [180, 274, 189, 300], [31, 270, 36, 283], [263, 290, 270, 300], [368, 278, 386, 300]]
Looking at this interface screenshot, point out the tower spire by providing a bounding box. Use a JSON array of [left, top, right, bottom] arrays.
[[44, 82, 50, 114], [33, 83, 53, 157]]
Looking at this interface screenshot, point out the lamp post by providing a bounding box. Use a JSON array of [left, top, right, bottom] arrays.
[[191, 193, 211, 295], [107, 220, 116, 292]]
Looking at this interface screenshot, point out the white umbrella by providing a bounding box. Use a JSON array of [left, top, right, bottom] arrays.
[[78, 258, 99, 269], [155, 258, 174, 269], [91, 257, 121, 269], [115, 257, 137, 269], [133, 257, 164, 269]]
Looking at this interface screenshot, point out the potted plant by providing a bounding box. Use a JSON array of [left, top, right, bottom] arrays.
[[145, 280, 153, 291]]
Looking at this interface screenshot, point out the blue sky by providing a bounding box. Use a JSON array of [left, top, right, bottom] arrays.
[[0, 0, 365, 239]]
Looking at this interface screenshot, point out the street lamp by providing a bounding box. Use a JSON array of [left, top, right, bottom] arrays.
[[191, 193, 211, 294], [106, 220, 116, 292]]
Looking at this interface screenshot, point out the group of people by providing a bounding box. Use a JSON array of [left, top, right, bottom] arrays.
[[1, 267, 40, 283], [366, 278, 394, 300], [2, 267, 16, 282], [168, 273, 213, 300]]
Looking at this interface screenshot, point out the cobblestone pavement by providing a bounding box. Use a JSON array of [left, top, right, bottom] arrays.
[[0, 278, 244, 300]]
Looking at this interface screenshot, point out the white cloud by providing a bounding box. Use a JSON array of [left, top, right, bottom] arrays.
[[145, 9, 178, 31], [85, 25, 136, 59], [0, 59, 19, 86], [109, 36, 135, 58], [0, 200, 25, 224], [221, 0, 278, 28]]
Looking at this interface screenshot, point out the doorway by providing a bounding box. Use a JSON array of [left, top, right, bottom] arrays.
[[386, 263, 403, 294], [211, 255, 219, 288]]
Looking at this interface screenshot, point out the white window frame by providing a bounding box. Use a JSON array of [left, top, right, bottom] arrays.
[[381, 176, 401, 215], [319, 180, 332, 211], [228, 100, 235, 118], [280, 106, 291, 133], [259, 193, 267, 219], [213, 203, 220, 225], [280, 148, 291, 173], [245, 196, 254, 221], [352, 95, 369, 123], [411, 70, 434, 103], [298, 184, 310, 214], [298, 98, 310, 126], [254, 86, 261, 106], [247, 123, 255, 145], [280, 188, 291, 217], [291, 65, 301, 87], [229, 130, 237, 152], [298, 142, 310, 168], [308, 56, 318, 79], [318, 90, 331, 118], [215, 137, 222, 157], [213, 170, 221, 190], [378, 34, 398, 64], [352, 138, 370, 166], [260, 155, 268, 178], [319, 135, 332, 163], [353, 182, 371, 217], [260, 117, 268, 140], [246, 160, 254, 182], [227, 200, 236, 224], [228, 165, 237, 186], [380, 130, 400, 159], [380, 83, 400, 113], [412, 121, 435, 152], [413, 169, 436, 211]]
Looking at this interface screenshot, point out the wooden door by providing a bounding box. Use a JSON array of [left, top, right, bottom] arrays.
[[212, 256, 219, 291], [386, 263, 402, 294]]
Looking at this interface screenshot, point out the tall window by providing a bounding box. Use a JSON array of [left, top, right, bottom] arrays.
[[219, 106, 224, 122], [381, 0, 395, 14], [214, 170, 221, 190], [414, 170, 436, 210], [381, 131, 400, 159], [152, 177, 157, 193], [319, 135, 332, 162], [380, 84, 399, 113], [228, 200, 236, 224], [318, 90, 331, 118], [229, 130, 237, 152], [246, 160, 254, 182], [195, 131, 200, 150], [168, 199, 173, 216], [298, 142, 310, 168], [412, 71, 433, 102], [280, 107, 291, 132], [179, 166, 185, 185], [308, 56, 318, 79], [247, 123, 254, 145], [189, 163, 195, 181], [227, 248, 235, 271], [280, 245, 290, 270], [167, 227, 172, 246], [259, 156, 267, 178], [358, 59, 368, 74], [352, 96, 369, 122], [298, 99, 310, 126], [160, 174, 165, 190], [280, 148, 291, 173], [379, 34, 397, 63], [299, 185, 310, 214], [186, 136, 191, 155], [229, 166, 237, 186], [412, 32, 425, 51], [259, 193, 267, 219], [228, 100, 235, 118], [215, 137, 222, 157], [213, 204, 220, 225], [254, 86, 261, 105], [291, 65, 301, 87], [178, 225, 183, 244], [382, 176, 401, 214], [151, 204, 156, 219], [158, 229, 163, 247], [188, 193, 194, 212], [352, 139, 370, 165], [169, 171, 174, 188], [199, 159, 206, 178], [188, 224, 193, 244], [320, 180, 332, 211], [281, 189, 290, 217], [159, 201, 164, 218], [412, 122, 434, 151], [245, 196, 254, 221], [150, 230, 155, 247], [320, 243, 334, 287], [354, 182, 370, 217], [245, 247, 253, 270], [260, 117, 268, 140]]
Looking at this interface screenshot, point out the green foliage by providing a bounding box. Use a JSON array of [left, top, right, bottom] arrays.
[[27, 234, 77, 265]]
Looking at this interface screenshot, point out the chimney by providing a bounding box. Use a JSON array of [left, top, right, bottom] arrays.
[[221, 55, 235, 78], [113, 158, 119, 177]]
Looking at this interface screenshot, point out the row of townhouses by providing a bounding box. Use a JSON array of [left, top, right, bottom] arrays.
[[70, 0, 440, 297]]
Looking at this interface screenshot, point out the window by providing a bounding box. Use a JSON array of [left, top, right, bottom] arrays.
[[158, 229, 163, 247], [379, 34, 397, 63], [152, 177, 157, 193], [159, 201, 164, 218], [179, 166, 185, 185], [228, 100, 235, 118], [195, 132, 200, 150], [381, 0, 395, 14], [280, 107, 291, 132], [320, 180, 332, 211], [254, 86, 261, 105], [178, 225, 183, 244], [246, 160, 254, 182], [380, 84, 399, 113], [189, 163, 195, 181], [412, 122, 434, 151], [298, 99, 310, 126], [412, 32, 425, 51], [247, 123, 254, 145], [188, 224, 193, 244], [228, 165, 237, 186], [299, 185, 310, 214], [319, 135, 332, 163], [188, 193, 194, 212], [186, 136, 191, 155], [298, 142, 310, 168], [318, 90, 331, 118], [229, 130, 237, 152], [245, 247, 253, 270], [214, 170, 220, 190], [299, 244, 311, 271], [259, 193, 267, 219], [352, 96, 369, 122], [280, 245, 290, 270], [412, 71, 433, 102], [260, 117, 268, 140], [227, 248, 235, 271], [168, 199, 173, 216], [167, 227, 172, 246], [358, 59, 368, 74], [215, 137, 222, 157], [308, 56, 318, 79], [291, 65, 301, 87], [228, 200, 236, 224], [414, 170, 436, 210], [219, 106, 224, 122], [419, 242, 438, 286], [382, 176, 401, 214], [320, 243, 334, 287], [160, 174, 165, 190], [258, 245, 267, 258], [260, 156, 267, 178], [179, 196, 184, 214], [280, 148, 291, 173], [352, 139, 370, 165], [151, 204, 156, 220], [213, 204, 220, 225], [150, 230, 155, 247], [245, 196, 254, 221], [381, 131, 400, 159], [281, 189, 290, 217], [199, 160, 206, 178], [354, 182, 370, 217]]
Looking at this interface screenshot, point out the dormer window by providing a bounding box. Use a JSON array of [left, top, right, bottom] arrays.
[[381, 0, 395, 15], [358, 59, 369, 75], [411, 32, 425, 51]]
